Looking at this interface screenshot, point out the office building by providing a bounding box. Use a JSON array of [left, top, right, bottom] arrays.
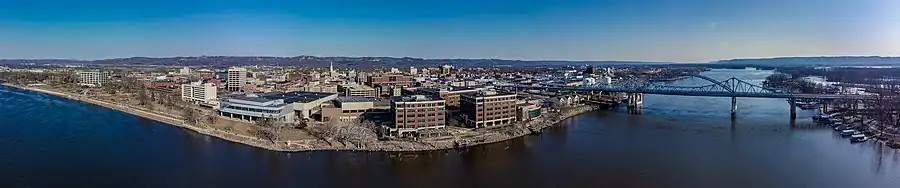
[[440, 65, 453, 75], [460, 91, 517, 128], [338, 83, 377, 98], [180, 67, 191, 75], [181, 81, 217, 105], [227, 67, 247, 92], [366, 74, 414, 87], [417, 86, 480, 107], [76, 71, 109, 87], [390, 95, 446, 137]]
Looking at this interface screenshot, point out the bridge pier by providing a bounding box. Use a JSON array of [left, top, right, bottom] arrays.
[[731, 97, 737, 118], [627, 93, 643, 114], [789, 98, 797, 119]]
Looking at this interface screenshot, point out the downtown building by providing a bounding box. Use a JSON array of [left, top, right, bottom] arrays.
[[227, 67, 247, 92], [366, 74, 415, 87], [181, 81, 218, 106], [389, 95, 446, 137], [219, 91, 338, 123], [416, 86, 480, 108], [460, 91, 518, 128], [76, 71, 110, 87], [338, 83, 377, 98]]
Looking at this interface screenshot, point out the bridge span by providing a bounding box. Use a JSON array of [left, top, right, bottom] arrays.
[[507, 74, 885, 119]]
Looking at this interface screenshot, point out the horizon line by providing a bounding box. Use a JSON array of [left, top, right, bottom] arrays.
[[2, 55, 898, 64]]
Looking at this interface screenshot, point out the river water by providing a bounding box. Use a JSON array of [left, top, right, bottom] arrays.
[[1, 69, 898, 188]]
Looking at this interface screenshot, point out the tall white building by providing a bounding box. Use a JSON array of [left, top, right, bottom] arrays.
[[180, 67, 191, 75], [409, 66, 418, 75], [76, 71, 109, 87], [182, 81, 217, 104], [441, 65, 453, 75], [227, 67, 247, 92]]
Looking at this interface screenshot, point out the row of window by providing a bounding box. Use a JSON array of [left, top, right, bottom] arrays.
[[397, 112, 445, 118], [394, 102, 445, 108], [225, 105, 281, 114], [401, 118, 445, 123], [397, 123, 446, 129], [476, 97, 515, 102]]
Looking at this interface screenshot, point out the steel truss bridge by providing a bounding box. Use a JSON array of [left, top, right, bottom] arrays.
[[511, 74, 881, 100]]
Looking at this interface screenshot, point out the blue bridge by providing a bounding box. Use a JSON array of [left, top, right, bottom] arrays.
[[508, 74, 883, 118]]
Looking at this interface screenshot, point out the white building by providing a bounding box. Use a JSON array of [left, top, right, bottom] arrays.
[[601, 77, 612, 85], [180, 67, 191, 75], [219, 91, 338, 122], [181, 81, 217, 105], [409, 66, 418, 75], [390, 67, 400, 73], [227, 67, 247, 92], [76, 71, 109, 87]]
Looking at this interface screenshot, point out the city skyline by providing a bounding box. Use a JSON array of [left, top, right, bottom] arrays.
[[2, 0, 898, 62]]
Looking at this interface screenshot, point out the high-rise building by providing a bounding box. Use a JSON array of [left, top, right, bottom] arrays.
[[440, 65, 453, 75], [76, 71, 109, 87], [460, 91, 517, 128], [390, 95, 446, 137], [181, 67, 191, 75], [409, 66, 418, 75], [181, 81, 218, 104], [227, 67, 247, 92]]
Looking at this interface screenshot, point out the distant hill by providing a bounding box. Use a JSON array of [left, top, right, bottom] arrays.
[[0, 56, 672, 68], [713, 56, 900, 66]]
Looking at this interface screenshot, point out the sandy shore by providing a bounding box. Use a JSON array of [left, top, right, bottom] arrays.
[[2, 83, 603, 152]]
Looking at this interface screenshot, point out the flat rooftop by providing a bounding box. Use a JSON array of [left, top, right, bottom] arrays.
[[391, 95, 442, 102], [418, 86, 477, 93], [259, 91, 336, 103], [462, 90, 515, 98]]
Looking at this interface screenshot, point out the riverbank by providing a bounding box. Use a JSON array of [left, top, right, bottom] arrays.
[[1, 83, 604, 152]]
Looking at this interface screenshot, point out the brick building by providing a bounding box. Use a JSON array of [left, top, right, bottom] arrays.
[[460, 91, 517, 128], [389, 95, 446, 137]]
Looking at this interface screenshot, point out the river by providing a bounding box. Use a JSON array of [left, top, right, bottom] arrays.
[[1, 69, 898, 187]]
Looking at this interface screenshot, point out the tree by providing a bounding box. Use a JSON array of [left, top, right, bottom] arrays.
[[137, 88, 151, 108], [255, 116, 284, 142], [182, 107, 198, 126], [206, 111, 218, 125]]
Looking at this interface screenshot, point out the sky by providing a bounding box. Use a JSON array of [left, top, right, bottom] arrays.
[[0, 0, 898, 62]]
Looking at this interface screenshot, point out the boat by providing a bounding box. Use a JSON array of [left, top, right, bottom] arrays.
[[833, 126, 846, 131], [812, 114, 831, 121], [840, 130, 861, 137], [829, 122, 844, 127], [850, 134, 869, 143]]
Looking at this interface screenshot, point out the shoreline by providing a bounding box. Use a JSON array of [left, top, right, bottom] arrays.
[[1, 83, 602, 152]]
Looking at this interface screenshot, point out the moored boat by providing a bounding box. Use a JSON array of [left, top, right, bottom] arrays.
[[840, 129, 861, 137], [850, 134, 869, 143]]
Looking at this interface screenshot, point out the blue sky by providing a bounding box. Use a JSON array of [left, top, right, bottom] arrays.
[[0, 0, 898, 62]]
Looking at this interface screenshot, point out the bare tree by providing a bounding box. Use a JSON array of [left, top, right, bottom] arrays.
[[137, 88, 151, 108], [255, 116, 283, 142], [182, 107, 199, 126], [206, 111, 218, 125]]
